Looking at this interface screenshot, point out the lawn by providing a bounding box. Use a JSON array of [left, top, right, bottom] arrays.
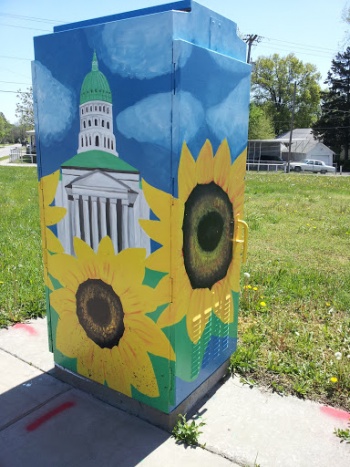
[[0, 167, 349, 411], [233, 172, 350, 412]]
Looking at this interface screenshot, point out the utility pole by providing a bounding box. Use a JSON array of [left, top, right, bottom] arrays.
[[287, 81, 297, 173], [243, 34, 262, 64]]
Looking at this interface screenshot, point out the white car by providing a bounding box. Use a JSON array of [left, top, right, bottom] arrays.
[[289, 159, 335, 174]]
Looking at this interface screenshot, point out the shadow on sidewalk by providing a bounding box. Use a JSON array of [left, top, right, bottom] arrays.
[[0, 372, 171, 467]]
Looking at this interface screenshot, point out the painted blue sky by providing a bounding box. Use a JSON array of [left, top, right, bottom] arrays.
[[33, 6, 250, 190]]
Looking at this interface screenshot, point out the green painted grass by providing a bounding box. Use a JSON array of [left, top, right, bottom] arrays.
[[0, 167, 349, 411]]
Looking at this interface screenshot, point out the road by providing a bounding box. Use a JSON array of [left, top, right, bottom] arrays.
[[0, 144, 21, 159]]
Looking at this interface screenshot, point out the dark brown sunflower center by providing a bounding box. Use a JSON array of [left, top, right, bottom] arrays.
[[76, 279, 125, 349], [182, 182, 233, 289]]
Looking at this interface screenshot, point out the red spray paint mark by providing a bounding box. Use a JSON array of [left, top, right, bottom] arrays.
[[320, 406, 350, 421], [26, 401, 76, 432], [13, 323, 38, 336]]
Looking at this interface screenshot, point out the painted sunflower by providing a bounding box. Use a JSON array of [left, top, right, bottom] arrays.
[[140, 139, 246, 344], [48, 236, 174, 398], [38, 170, 66, 289]]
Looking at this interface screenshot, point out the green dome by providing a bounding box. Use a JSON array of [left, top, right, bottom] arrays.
[[80, 52, 112, 105]]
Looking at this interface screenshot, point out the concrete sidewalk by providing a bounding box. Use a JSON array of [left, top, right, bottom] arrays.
[[0, 318, 349, 467]]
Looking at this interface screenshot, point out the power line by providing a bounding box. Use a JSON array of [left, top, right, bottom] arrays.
[[0, 55, 32, 61], [263, 36, 337, 54], [0, 90, 29, 94], [0, 13, 65, 24], [0, 80, 31, 85], [0, 22, 51, 32]]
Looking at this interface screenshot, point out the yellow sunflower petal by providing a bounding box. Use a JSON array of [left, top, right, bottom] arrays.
[[228, 149, 246, 203], [145, 247, 170, 273], [40, 170, 60, 205], [178, 142, 196, 200], [211, 282, 233, 324], [73, 237, 95, 261], [139, 219, 169, 247], [45, 227, 65, 254], [141, 178, 171, 223], [97, 235, 115, 257], [121, 284, 156, 315], [119, 337, 159, 397], [111, 248, 146, 292], [44, 206, 67, 226], [157, 272, 191, 328], [196, 139, 214, 184], [214, 139, 232, 193], [47, 253, 81, 288], [186, 288, 212, 344], [227, 254, 241, 292], [126, 314, 175, 360], [104, 347, 132, 396]]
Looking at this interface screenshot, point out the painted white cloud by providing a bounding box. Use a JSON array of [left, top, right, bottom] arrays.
[[32, 61, 75, 145], [100, 16, 190, 79], [206, 79, 250, 149], [116, 91, 204, 147]]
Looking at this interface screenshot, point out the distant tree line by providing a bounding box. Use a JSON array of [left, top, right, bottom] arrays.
[[0, 87, 34, 145]]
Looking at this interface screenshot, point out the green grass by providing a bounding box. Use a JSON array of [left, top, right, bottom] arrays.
[[232, 172, 350, 412], [0, 167, 45, 326], [0, 167, 349, 411]]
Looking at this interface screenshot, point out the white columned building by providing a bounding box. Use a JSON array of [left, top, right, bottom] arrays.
[[55, 52, 150, 255]]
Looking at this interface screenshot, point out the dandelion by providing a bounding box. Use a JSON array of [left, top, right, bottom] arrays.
[[260, 301, 267, 307], [334, 352, 342, 361], [253, 287, 258, 291], [244, 272, 250, 279], [326, 302, 331, 307], [247, 285, 252, 289], [330, 377, 338, 384]]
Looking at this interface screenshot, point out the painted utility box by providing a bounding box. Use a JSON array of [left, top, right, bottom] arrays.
[[33, 0, 250, 425]]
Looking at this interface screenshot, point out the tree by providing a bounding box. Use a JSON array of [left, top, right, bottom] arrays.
[[251, 54, 321, 135], [15, 86, 34, 129], [312, 48, 350, 163], [0, 112, 11, 143], [248, 103, 275, 139]]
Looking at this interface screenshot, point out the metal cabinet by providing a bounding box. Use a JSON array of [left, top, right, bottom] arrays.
[[33, 0, 250, 425]]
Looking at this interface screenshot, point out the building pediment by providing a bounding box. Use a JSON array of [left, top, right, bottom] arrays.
[[65, 169, 137, 199]]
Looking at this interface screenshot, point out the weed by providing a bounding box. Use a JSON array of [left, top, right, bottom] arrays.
[[334, 420, 350, 444], [172, 414, 206, 447]]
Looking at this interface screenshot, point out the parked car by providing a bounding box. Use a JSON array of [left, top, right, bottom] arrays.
[[289, 159, 335, 174]]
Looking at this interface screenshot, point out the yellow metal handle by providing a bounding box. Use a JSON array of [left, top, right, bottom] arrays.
[[234, 218, 249, 264]]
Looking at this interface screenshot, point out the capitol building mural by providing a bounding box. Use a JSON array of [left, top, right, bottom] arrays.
[[55, 52, 150, 255]]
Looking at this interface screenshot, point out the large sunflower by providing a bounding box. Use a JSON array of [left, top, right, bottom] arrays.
[[140, 139, 246, 344], [38, 170, 66, 289], [48, 236, 174, 398]]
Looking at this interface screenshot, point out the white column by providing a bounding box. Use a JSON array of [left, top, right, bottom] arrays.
[[99, 197, 107, 239], [68, 199, 74, 255], [73, 194, 81, 239], [128, 206, 135, 248], [109, 198, 118, 251], [91, 196, 99, 251], [122, 200, 129, 249], [82, 195, 91, 246]]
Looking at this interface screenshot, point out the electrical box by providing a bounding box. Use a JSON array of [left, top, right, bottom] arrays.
[[33, 0, 250, 427]]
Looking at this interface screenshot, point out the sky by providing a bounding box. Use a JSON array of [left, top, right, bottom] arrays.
[[0, 0, 349, 124]]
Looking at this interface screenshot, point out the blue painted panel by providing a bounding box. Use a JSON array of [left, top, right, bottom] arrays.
[[53, 1, 192, 33], [172, 40, 251, 195], [33, 12, 174, 194]]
